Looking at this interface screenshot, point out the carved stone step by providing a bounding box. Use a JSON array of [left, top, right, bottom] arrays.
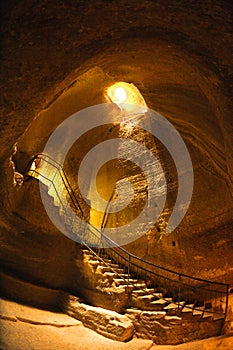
[[114, 278, 138, 286], [143, 288, 156, 294], [116, 284, 134, 293], [101, 258, 112, 264], [114, 268, 126, 274], [181, 304, 195, 317], [193, 308, 204, 317], [202, 309, 214, 319], [125, 308, 142, 319], [103, 272, 117, 283], [84, 254, 99, 261], [133, 287, 156, 295], [88, 257, 100, 263], [82, 249, 96, 256], [109, 263, 124, 269], [141, 310, 167, 321], [163, 302, 184, 315], [164, 315, 182, 325], [118, 273, 131, 278], [82, 249, 90, 253], [96, 265, 111, 273], [132, 289, 146, 296], [213, 312, 225, 321], [164, 302, 180, 311], [164, 298, 173, 302], [133, 282, 147, 289], [153, 292, 163, 299], [150, 299, 168, 310], [136, 295, 155, 303]]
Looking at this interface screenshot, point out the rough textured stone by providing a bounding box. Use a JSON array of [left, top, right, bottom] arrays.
[[0, 271, 60, 309], [0, 299, 153, 350], [62, 294, 134, 342], [126, 307, 224, 345], [0, 298, 82, 327], [224, 293, 233, 334]]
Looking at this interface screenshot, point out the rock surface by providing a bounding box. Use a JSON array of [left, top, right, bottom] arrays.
[[1, 299, 232, 350], [126, 309, 224, 345], [61, 294, 134, 342], [0, 299, 153, 350], [0, 298, 82, 327]]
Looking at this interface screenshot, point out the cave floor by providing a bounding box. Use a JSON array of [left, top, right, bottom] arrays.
[[0, 299, 232, 350]]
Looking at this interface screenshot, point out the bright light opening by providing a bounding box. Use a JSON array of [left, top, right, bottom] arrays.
[[105, 82, 147, 116], [113, 87, 127, 103]]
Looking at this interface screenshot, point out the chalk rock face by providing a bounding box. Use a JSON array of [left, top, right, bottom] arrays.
[[63, 295, 134, 342]]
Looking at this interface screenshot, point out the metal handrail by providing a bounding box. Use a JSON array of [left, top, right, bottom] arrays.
[[25, 153, 230, 317]]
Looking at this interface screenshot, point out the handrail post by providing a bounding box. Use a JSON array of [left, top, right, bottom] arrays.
[[178, 274, 181, 309], [224, 284, 230, 321], [128, 255, 131, 285]]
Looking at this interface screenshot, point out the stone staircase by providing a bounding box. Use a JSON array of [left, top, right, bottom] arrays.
[[26, 154, 228, 345], [79, 248, 225, 344], [81, 248, 224, 318]]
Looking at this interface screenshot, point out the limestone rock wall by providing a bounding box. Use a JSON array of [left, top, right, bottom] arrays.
[[60, 294, 134, 342], [126, 309, 224, 345]]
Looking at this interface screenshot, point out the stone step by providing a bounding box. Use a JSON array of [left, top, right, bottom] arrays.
[[104, 272, 117, 282], [132, 289, 146, 296], [109, 263, 124, 269], [202, 308, 214, 319], [153, 292, 163, 299], [114, 268, 126, 274], [163, 302, 185, 315], [172, 300, 186, 307], [136, 295, 155, 303], [116, 284, 134, 293], [81, 246, 222, 324], [84, 253, 101, 261], [118, 273, 131, 278], [133, 282, 147, 289], [192, 309, 204, 318], [213, 312, 225, 321], [164, 297, 173, 302], [144, 288, 156, 294], [84, 254, 100, 262], [164, 315, 183, 325], [150, 298, 168, 310], [133, 287, 156, 295], [163, 302, 180, 311], [114, 278, 138, 286], [101, 258, 113, 264], [97, 279, 111, 288], [125, 308, 142, 319], [88, 260, 100, 266], [82, 249, 93, 255], [100, 266, 115, 274], [182, 305, 204, 319], [192, 305, 205, 316], [181, 304, 195, 316], [141, 310, 167, 321]]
